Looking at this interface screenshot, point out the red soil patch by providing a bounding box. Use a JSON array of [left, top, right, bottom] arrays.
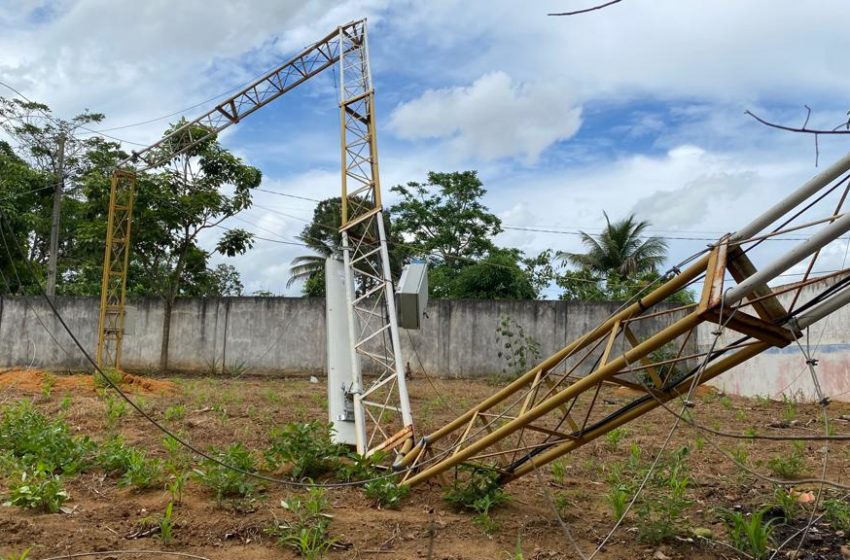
[[0, 368, 175, 395]]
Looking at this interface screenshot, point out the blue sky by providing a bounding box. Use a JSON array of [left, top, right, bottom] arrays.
[[2, 0, 850, 296]]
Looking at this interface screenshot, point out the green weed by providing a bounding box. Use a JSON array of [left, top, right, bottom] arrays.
[[267, 488, 335, 560], [193, 443, 257, 506], [550, 459, 568, 486], [363, 478, 409, 509], [725, 509, 775, 560], [767, 442, 807, 479], [823, 498, 850, 532], [0, 400, 95, 475], [606, 428, 628, 451], [265, 421, 343, 480], [4, 464, 69, 513], [164, 404, 186, 422], [159, 502, 175, 545]]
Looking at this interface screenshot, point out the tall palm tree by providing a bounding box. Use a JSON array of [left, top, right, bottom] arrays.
[[558, 212, 667, 279]]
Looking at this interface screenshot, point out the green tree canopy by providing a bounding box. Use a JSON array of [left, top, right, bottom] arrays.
[[390, 171, 502, 267]]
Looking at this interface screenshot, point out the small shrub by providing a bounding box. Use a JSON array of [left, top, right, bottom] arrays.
[[265, 421, 343, 480], [94, 367, 124, 389], [164, 404, 186, 422], [771, 487, 797, 521], [767, 442, 806, 479], [267, 488, 335, 560], [194, 443, 257, 505], [0, 400, 95, 475], [41, 374, 56, 398], [335, 450, 386, 483], [444, 466, 509, 514], [97, 435, 134, 474], [823, 498, 850, 532], [725, 509, 775, 560], [104, 396, 127, 430], [4, 464, 69, 513], [118, 450, 163, 490], [363, 478, 409, 509]]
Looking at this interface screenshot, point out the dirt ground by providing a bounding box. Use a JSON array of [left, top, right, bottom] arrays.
[[1, 369, 850, 560]]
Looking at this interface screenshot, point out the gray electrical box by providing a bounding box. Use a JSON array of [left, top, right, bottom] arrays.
[[396, 263, 428, 329]]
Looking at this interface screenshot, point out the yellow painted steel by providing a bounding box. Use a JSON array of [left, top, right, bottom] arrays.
[[506, 341, 770, 480], [396, 253, 709, 469], [96, 169, 136, 369], [402, 311, 704, 487]]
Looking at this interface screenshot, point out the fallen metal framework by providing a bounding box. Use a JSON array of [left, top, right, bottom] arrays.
[[96, 19, 413, 456], [398, 152, 850, 487]]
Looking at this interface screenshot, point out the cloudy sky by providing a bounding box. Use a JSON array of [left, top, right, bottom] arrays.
[[2, 0, 850, 296]]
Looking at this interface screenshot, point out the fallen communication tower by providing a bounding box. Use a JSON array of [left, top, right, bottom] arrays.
[[93, 18, 850, 489]]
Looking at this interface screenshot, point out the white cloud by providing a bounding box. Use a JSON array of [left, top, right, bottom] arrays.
[[388, 71, 582, 163]]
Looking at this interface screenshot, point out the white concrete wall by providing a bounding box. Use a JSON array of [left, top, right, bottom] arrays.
[[1, 289, 848, 402], [703, 276, 850, 402]]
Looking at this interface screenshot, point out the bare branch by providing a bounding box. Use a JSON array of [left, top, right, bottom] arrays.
[[745, 109, 850, 135], [549, 0, 623, 16]]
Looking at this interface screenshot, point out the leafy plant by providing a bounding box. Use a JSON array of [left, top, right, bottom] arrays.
[[605, 428, 628, 451], [4, 464, 69, 513], [495, 316, 541, 377], [363, 478, 409, 509], [164, 404, 186, 422], [767, 442, 806, 479], [0, 400, 95, 475], [823, 498, 850, 532], [166, 470, 189, 504], [119, 450, 163, 490], [771, 487, 797, 521], [41, 374, 56, 399], [265, 421, 343, 480], [267, 488, 335, 559], [725, 509, 775, 560], [335, 450, 386, 483], [636, 448, 691, 544], [94, 367, 124, 389], [159, 502, 175, 545], [444, 466, 510, 514], [104, 396, 127, 430], [193, 443, 257, 505], [606, 485, 629, 521]]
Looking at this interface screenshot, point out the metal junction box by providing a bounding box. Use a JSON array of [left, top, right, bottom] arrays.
[[396, 262, 428, 329]]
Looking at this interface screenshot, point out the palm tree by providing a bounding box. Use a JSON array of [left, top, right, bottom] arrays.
[[558, 212, 667, 279], [286, 233, 336, 291]]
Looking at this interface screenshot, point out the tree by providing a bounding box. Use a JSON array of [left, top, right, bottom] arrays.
[[557, 212, 667, 279], [0, 140, 51, 293], [0, 97, 106, 295], [288, 196, 405, 297], [556, 212, 693, 304], [444, 249, 536, 300], [135, 120, 261, 370], [287, 197, 343, 297], [390, 171, 502, 267]]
